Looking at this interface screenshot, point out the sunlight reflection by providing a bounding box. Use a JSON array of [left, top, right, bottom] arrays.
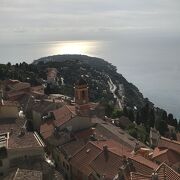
[[50, 41, 101, 55]]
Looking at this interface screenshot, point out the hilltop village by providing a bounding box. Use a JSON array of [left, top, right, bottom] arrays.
[[0, 67, 180, 180]]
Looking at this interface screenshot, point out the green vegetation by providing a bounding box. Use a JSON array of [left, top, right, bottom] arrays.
[[0, 55, 146, 107], [1, 55, 179, 143], [126, 124, 148, 143]]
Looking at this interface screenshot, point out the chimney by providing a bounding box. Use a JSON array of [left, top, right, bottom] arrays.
[[120, 156, 132, 179], [133, 141, 140, 153], [122, 155, 127, 166], [127, 158, 136, 172], [152, 172, 158, 180], [9, 128, 13, 136], [103, 145, 109, 161]]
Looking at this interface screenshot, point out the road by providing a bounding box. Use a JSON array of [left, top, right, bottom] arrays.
[[107, 76, 123, 110]]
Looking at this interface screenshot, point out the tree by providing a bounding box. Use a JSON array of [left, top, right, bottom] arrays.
[[128, 109, 135, 122], [105, 103, 114, 117], [127, 124, 138, 139], [7, 62, 11, 67], [149, 109, 155, 128], [112, 109, 123, 118], [167, 113, 173, 124], [136, 111, 141, 125], [157, 120, 168, 136], [140, 103, 149, 124], [123, 106, 128, 117], [161, 110, 168, 122]]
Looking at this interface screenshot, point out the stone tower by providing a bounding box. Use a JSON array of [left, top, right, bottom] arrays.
[[74, 77, 90, 116]]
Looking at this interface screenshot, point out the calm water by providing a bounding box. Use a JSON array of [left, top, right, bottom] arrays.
[[0, 37, 180, 119]]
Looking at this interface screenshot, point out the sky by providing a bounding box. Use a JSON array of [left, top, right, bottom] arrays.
[[1, 0, 180, 43], [0, 0, 180, 118]]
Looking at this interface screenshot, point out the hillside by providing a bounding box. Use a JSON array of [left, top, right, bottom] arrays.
[[1, 54, 179, 139], [33, 54, 146, 108]]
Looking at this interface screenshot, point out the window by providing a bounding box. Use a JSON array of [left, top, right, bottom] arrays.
[[0, 160, 3, 167]]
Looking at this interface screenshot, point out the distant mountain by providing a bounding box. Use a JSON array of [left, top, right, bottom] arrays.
[[33, 54, 148, 108]]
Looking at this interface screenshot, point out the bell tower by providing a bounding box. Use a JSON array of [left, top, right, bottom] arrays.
[[74, 77, 90, 116]]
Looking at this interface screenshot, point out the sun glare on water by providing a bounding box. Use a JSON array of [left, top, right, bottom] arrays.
[[51, 41, 100, 55]]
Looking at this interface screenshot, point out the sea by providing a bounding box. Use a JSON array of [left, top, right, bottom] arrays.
[[0, 36, 180, 119]]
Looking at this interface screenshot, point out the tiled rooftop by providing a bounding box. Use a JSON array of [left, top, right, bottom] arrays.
[[91, 139, 131, 156], [131, 163, 180, 180], [90, 150, 123, 179], [152, 147, 180, 171], [0, 123, 43, 149], [156, 163, 180, 180], [52, 105, 76, 127], [93, 117, 146, 149], [90, 140, 157, 178], [40, 105, 76, 139], [60, 140, 85, 157], [70, 141, 102, 176], [13, 168, 42, 180], [130, 155, 158, 175], [158, 136, 180, 154]]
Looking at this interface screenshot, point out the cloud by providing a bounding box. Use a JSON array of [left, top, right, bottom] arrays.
[[0, 0, 180, 44]]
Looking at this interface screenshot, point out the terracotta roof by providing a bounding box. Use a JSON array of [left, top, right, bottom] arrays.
[[152, 147, 168, 159], [13, 168, 42, 180], [70, 140, 131, 177], [130, 155, 158, 175], [158, 136, 180, 154], [40, 105, 76, 139], [91, 139, 131, 156], [93, 117, 146, 149], [90, 150, 123, 179], [89, 140, 157, 178], [130, 172, 151, 180], [131, 163, 180, 180], [74, 128, 95, 139], [70, 142, 102, 176], [60, 140, 85, 157], [0, 123, 43, 149], [53, 105, 76, 127], [156, 163, 180, 180], [152, 147, 180, 169], [40, 121, 55, 139]]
